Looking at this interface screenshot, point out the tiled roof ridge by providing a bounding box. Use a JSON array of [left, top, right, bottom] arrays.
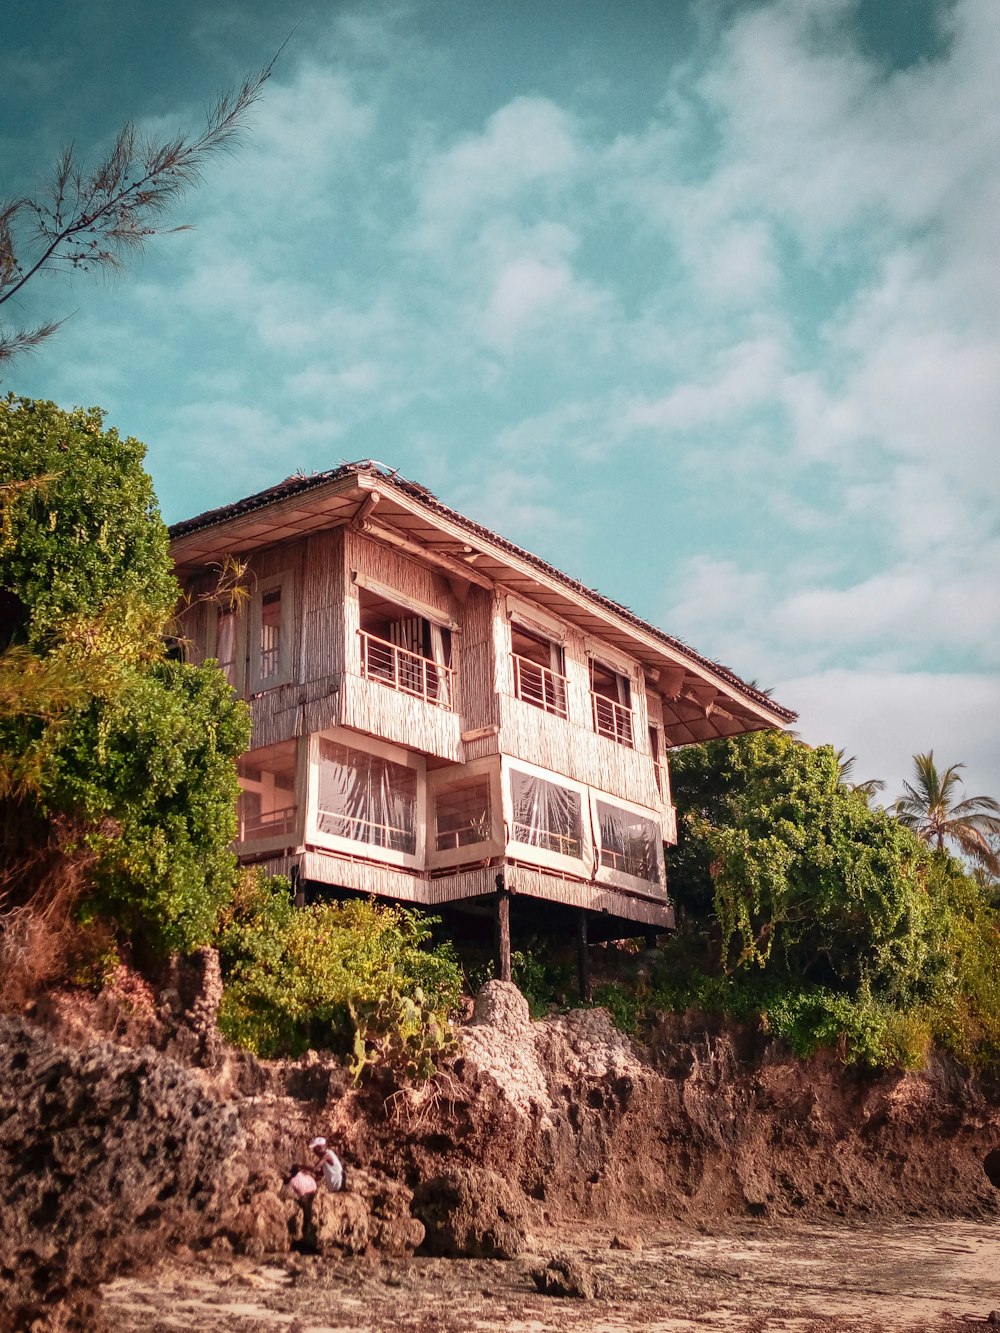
[[168, 459, 796, 723]]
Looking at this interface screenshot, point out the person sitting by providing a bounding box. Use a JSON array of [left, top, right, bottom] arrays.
[[309, 1136, 344, 1192], [285, 1163, 318, 1203]]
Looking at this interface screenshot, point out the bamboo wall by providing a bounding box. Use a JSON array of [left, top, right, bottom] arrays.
[[302, 528, 346, 685], [505, 864, 675, 928]]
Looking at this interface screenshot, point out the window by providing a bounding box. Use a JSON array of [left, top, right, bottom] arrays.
[[511, 623, 567, 718], [249, 573, 294, 692], [358, 587, 454, 708], [214, 607, 239, 689], [590, 658, 634, 747], [237, 741, 298, 844], [260, 589, 282, 680], [316, 737, 418, 854], [649, 724, 671, 803], [595, 800, 662, 884], [433, 776, 492, 851], [510, 769, 583, 860]]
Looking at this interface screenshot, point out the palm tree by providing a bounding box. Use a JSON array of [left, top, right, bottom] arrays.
[[835, 750, 886, 801], [893, 752, 1000, 878]]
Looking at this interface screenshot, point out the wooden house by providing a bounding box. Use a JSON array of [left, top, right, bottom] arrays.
[[170, 461, 795, 990]]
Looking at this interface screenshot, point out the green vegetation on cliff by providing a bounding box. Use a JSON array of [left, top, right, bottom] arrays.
[[215, 871, 461, 1075], [0, 397, 250, 978], [657, 731, 1000, 1069]]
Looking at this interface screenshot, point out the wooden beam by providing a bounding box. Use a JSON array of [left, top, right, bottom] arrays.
[[352, 490, 381, 531], [495, 889, 512, 983], [577, 910, 591, 1003], [364, 518, 494, 591]]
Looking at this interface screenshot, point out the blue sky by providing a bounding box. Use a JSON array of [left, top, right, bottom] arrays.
[[4, 0, 999, 804]]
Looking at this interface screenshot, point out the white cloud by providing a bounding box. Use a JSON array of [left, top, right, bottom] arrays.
[[778, 668, 1000, 809], [623, 334, 787, 432], [410, 97, 582, 251]]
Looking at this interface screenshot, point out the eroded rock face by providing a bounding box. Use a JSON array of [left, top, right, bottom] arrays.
[[0, 1017, 248, 1326], [411, 1166, 530, 1259]]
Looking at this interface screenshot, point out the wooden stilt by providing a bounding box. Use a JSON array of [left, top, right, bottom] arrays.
[[496, 890, 512, 983], [577, 910, 591, 1003]]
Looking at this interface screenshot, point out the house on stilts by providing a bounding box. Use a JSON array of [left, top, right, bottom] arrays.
[[170, 461, 795, 994]]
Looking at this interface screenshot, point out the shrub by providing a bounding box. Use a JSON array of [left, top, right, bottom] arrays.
[[215, 872, 462, 1076]]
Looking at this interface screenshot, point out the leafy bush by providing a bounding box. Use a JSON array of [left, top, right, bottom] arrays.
[[215, 872, 462, 1075], [0, 397, 250, 972], [648, 731, 1000, 1071]]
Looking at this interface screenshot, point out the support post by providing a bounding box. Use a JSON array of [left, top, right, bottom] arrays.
[[495, 888, 511, 984], [577, 910, 591, 1003]]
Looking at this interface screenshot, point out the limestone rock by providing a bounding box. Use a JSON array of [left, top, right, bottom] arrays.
[[531, 1254, 594, 1299], [412, 1166, 530, 1259]]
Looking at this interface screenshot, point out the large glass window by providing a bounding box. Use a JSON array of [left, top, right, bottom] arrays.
[[596, 800, 662, 883], [510, 769, 583, 860], [237, 742, 298, 843], [433, 776, 491, 851], [316, 737, 418, 854]]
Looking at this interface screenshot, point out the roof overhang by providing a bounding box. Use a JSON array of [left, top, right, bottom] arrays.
[[169, 463, 796, 746]]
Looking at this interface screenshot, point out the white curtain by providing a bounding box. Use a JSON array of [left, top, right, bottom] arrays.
[[511, 770, 583, 859], [317, 739, 417, 854]]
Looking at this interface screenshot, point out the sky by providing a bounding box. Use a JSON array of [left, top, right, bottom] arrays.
[[3, 0, 999, 805]]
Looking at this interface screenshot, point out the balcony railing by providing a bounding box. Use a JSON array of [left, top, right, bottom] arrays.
[[512, 653, 568, 718], [240, 806, 297, 841], [591, 692, 634, 748], [512, 822, 582, 858], [359, 630, 455, 709]]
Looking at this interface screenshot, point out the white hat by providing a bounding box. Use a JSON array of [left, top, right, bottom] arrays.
[[309, 1137, 327, 1150]]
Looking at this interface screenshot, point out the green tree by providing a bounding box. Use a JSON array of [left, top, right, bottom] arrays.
[[670, 732, 935, 1000], [662, 731, 1000, 1069], [0, 396, 250, 977], [893, 751, 1000, 879]]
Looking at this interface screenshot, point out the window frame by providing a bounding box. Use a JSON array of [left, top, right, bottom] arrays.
[[249, 570, 296, 693], [306, 727, 426, 871], [588, 652, 636, 749], [427, 757, 504, 870], [590, 789, 667, 896], [501, 756, 592, 877], [235, 738, 306, 855]]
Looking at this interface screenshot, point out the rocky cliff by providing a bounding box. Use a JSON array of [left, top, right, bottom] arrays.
[[2, 979, 998, 1329]]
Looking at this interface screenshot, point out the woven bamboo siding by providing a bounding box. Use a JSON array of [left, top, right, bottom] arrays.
[[497, 694, 661, 808], [249, 675, 345, 748], [457, 587, 502, 758], [646, 692, 664, 727], [505, 865, 675, 929], [176, 578, 214, 665], [302, 528, 346, 683], [300, 851, 434, 905], [341, 673, 463, 761], [345, 528, 460, 624], [249, 685, 302, 749]]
